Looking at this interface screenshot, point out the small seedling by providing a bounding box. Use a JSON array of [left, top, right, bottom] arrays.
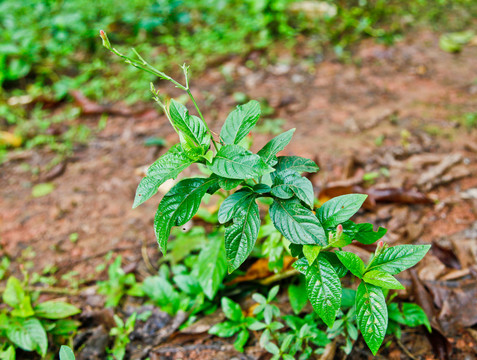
[[208, 297, 256, 352], [97, 256, 144, 307], [0, 276, 81, 358], [108, 313, 137, 360]]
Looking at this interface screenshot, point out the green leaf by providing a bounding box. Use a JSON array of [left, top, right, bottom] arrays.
[[354, 223, 387, 245], [209, 321, 241, 337], [271, 169, 314, 208], [269, 198, 327, 245], [234, 328, 249, 352], [3, 277, 34, 317], [218, 177, 242, 191], [194, 234, 227, 300], [306, 256, 342, 327], [154, 177, 217, 253], [225, 194, 260, 272], [168, 99, 210, 152], [363, 270, 405, 289], [31, 183, 54, 198], [342, 288, 357, 309], [222, 297, 243, 322], [48, 319, 81, 336], [133, 145, 193, 208], [220, 100, 261, 144], [335, 251, 365, 278], [59, 345, 76, 360], [317, 194, 368, 228], [367, 244, 431, 275], [218, 189, 254, 224], [320, 252, 348, 278], [356, 282, 388, 355], [303, 245, 321, 265], [34, 301, 81, 319], [0, 345, 15, 360], [173, 274, 202, 295], [142, 276, 180, 314], [253, 184, 271, 194], [388, 303, 431, 332], [6, 317, 48, 357], [208, 144, 274, 179], [292, 257, 309, 275], [288, 279, 308, 314], [273, 156, 319, 175], [257, 128, 295, 165]]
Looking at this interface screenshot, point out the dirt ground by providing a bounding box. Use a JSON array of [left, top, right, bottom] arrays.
[[1, 30, 477, 359]]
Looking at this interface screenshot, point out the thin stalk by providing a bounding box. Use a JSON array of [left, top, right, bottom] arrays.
[[101, 31, 219, 151], [186, 89, 219, 151]]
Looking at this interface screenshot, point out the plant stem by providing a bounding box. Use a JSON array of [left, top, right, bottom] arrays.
[[186, 89, 219, 151]]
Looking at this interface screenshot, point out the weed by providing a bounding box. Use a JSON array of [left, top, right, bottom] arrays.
[[103, 34, 431, 355], [97, 256, 144, 308], [0, 276, 80, 358], [108, 313, 136, 360], [208, 297, 257, 352]]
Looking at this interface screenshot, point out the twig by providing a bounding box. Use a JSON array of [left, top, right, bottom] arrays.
[[259, 269, 299, 285], [139, 310, 189, 358], [141, 240, 157, 275], [396, 338, 417, 360], [0, 285, 86, 296]]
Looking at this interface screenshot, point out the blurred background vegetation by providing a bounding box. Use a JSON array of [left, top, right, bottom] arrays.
[[1, 0, 477, 161]]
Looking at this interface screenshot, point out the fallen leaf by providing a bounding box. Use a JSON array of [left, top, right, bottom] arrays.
[[0, 131, 22, 147], [410, 270, 451, 360]]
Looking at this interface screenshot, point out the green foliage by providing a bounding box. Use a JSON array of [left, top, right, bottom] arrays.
[[0, 276, 81, 358], [97, 256, 144, 308], [105, 40, 431, 356], [108, 313, 136, 360], [59, 345, 76, 360], [251, 286, 330, 359], [193, 233, 227, 300], [208, 298, 256, 352], [387, 302, 431, 338]]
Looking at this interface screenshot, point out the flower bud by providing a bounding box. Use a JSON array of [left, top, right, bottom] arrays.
[[99, 30, 111, 49], [336, 224, 343, 237], [375, 240, 387, 255]]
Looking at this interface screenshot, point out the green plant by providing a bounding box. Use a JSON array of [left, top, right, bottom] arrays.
[[387, 301, 431, 339], [208, 297, 256, 352], [59, 345, 76, 360], [250, 286, 329, 359], [97, 256, 144, 307], [0, 276, 81, 358], [102, 33, 431, 356], [108, 313, 136, 360]]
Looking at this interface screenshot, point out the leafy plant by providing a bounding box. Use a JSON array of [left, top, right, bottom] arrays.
[[387, 302, 431, 339], [97, 256, 144, 307], [102, 33, 431, 356], [0, 276, 81, 358], [251, 286, 329, 360], [108, 313, 136, 360], [208, 297, 256, 352]]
